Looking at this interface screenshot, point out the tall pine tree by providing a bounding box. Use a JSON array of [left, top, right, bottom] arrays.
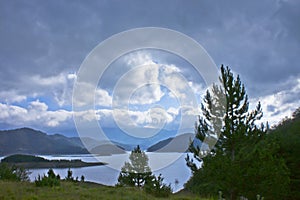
[[186, 65, 289, 199]]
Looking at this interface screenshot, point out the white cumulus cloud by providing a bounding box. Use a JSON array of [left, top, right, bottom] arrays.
[[0, 100, 72, 127]]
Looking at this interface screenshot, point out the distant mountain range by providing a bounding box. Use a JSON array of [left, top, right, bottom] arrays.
[[0, 128, 89, 156], [0, 127, 197, 156], [147, 133, 201, 152]]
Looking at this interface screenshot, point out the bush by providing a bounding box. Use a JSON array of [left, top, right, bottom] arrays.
[[144, 174, 172, 197], [65, 168, 74, 181], [0, 163, 30, 181], [35, 169, 60, 187], [80, 175, 85, 182]]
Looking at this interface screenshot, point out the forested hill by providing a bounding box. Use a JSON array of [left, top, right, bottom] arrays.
[[0, 128, 88, 156], [267, 108, 300, 199]]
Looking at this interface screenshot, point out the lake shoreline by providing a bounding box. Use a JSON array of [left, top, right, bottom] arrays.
[[1, 154, 107, 169]]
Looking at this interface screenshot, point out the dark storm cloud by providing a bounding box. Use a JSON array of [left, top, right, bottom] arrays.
[[187, 0, 300, 97], [0, 0, 299, 119], [0, 1, 103, 88]]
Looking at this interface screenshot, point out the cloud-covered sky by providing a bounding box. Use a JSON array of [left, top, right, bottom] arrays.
[[0, 0, 299, 137]]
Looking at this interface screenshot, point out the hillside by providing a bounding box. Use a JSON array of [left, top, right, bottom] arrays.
[[267, 112, 300, 199], [90, 143, 126, 155], [147, 133, 198, 152], [0, 128, 89, 156], [0, 181, 206, 200], [0, 127, 195, 156]]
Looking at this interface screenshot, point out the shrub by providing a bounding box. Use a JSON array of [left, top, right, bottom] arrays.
[[80, 175, 85, 182], [65, 168, 74, 181], [144, 174, 172, 197], [35, 169, 60, 187], [0, 163, 30, 181]]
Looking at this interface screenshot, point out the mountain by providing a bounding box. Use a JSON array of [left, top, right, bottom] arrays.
[[147, 133, 198, 152], [102, 127, 191, 150], [0, 128, 90, 156], [90, 143, 126, 156], [0, 127, 198, 156]]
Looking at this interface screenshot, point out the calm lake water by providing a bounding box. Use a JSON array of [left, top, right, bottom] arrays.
[[23, 153, 193, 192]]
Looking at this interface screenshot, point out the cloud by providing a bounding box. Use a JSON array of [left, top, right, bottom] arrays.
[[112, 51, 199, 109], [29, 72, 77, 107], [0, 100, 72, 127], [112, 52, 164, 105], [1, 0, 300, 134], [31, 74, 66, 86], [0, 72, 78, 108], [124, 51, 154, 66], [252, 75, 300, 125], [111, 107, 176, 131], [73, 81, 112, 107], [0, 90, 27, 103]]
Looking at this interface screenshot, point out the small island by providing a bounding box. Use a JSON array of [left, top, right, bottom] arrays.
[[1, 154, 107, 169]]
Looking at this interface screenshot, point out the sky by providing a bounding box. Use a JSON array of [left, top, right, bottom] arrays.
[[0, 0, 299, 138]]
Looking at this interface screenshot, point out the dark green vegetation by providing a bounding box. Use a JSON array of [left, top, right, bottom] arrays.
[[265, 108, 300, 200], [35, 168, 84, 187], [117, 145, 172, 197], [1, 154, 106, 169], [35, 169, 61, 187], [0, 163, 30, 182], [186, 66, 292, 199], [2, 154, 47, 163]]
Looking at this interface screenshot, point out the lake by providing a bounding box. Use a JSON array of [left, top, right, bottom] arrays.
[[26, 152, 194, 192]]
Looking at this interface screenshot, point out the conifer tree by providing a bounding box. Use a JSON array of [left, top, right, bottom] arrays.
[[186, 65, 289, 199], [117, 145, 152, 187]]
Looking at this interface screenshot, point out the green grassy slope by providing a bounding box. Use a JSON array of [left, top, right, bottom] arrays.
[[0, 181, 210, 200]]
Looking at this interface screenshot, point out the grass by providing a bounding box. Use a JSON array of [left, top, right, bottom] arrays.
[[0, 181, 213, 200]]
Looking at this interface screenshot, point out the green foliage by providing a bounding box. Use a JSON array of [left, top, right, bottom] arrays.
[[1, 154, 47, 163], [0, 163, 18, 181], [292, 107, 300, 119], [117, 145, 152, 188], [0, 163, 30, 181], [117, 145, 172, 197], [186, 65, 290, 199], [65, 168, 74, 181], [35, 169, 60, 187], [267, 108, 300, 200], [237, 139, 289, 199], [144, 174, 172, 197], [13, 166, 31, 182]]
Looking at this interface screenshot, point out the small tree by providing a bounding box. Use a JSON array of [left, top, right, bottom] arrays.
[[80, 175, 85, 182], [65, 168, 74, 181], [117, 145, 152, 187]]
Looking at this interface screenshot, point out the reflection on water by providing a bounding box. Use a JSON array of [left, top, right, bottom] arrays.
[[27, 153, 192, 192]]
